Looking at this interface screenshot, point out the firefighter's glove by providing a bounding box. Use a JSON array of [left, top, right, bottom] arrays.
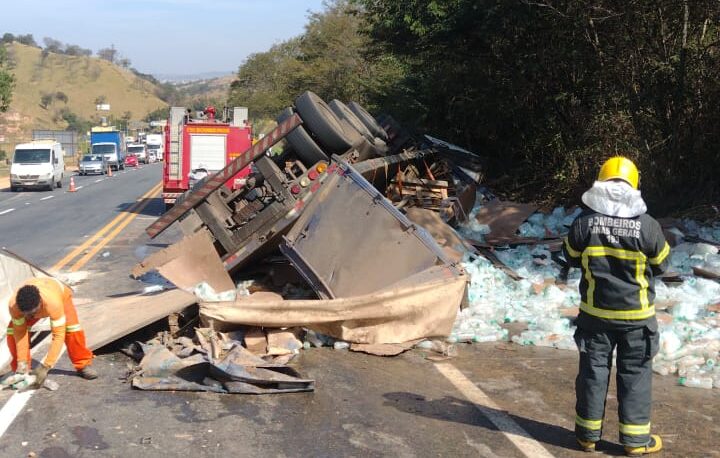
[[30, 364, 50, 388]]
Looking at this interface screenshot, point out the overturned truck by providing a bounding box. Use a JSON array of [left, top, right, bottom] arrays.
[[136, 91, 481, 346]]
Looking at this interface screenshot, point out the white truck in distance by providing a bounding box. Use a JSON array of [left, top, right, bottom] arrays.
[[146, 134, 164, 162]]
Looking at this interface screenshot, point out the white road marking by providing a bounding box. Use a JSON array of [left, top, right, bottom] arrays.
[[0, 208, 15, 215], [95, 179, 103, 183], [40, 195, 54, 201], [435, 363, 554, 458], [24, 203, 30, 205], [75, 186, 84, 190], [0, 346, 65, 438]]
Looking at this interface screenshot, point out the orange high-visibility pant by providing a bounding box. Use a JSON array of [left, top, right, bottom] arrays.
[[6, 288, 94, 371]]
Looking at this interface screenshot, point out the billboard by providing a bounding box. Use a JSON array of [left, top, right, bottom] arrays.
[[32, 130, 79, 156]]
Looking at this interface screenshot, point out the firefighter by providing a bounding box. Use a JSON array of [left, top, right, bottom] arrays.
[[563, 157, 669, 456], [3, 277, 97, 388]]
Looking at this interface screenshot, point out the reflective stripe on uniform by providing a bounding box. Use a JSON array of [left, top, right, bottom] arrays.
[[575, 415, 603, 430], [649, 242, 670, 265], [580, 302, 655, 320], [619, 422, 651, 436], [11, 317, 26, 326], [6, 328, 13, 336], [581, 246, 654, 320], [564, 237, 581, 258], [66, 324, 82, 333], [50, 316, 67, 328]]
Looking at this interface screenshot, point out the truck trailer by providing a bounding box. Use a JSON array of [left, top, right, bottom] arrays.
[[90, 127, 125, 171]]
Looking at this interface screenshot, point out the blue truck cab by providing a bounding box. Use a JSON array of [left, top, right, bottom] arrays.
[[90, 127, 125, 171]]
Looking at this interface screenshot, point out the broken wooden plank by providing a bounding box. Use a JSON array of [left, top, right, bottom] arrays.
[[79, 289, 197, 351]]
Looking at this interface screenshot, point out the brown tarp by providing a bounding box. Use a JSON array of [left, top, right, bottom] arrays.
[[78, 289, 198, 351], [132, 229, 234, 292], [474, 200, 538, 245], [200, 266, 467, 344], [404, 207, 467, 262]]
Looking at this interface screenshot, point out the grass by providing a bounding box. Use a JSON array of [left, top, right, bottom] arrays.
[[3, 42, 168, 147]]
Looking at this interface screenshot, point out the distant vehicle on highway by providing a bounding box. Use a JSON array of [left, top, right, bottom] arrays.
[[79, 154, 108, 175], [10, 140, 65, 192], [127, 144, 148, 164], [148, 150, 158, 163], [146, 134, 164, 163], [124, 154, 138, 168], [90, 127, 125, 171]]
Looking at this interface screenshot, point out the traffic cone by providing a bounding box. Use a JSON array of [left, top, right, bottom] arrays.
[[107, 166, 113, 177], [68, 176, 77, 192]]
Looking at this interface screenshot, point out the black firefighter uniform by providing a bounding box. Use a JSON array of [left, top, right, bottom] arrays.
[[563, 211, 670, 447]]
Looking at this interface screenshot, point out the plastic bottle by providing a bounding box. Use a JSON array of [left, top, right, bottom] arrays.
[[678, 375, 714, 390], [11, 375, 37, 391], [333, 341, 350, 350]]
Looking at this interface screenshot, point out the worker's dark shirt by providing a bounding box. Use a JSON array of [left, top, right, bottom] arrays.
[[563, 210, 670, 330]]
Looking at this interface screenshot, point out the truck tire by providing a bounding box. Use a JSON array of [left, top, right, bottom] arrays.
[[329, 100, 373, 141], [348, 101, 388, 142], [10, 186, 17, 192], [277, 107, 329, 166], [295, 91, 353, 153]]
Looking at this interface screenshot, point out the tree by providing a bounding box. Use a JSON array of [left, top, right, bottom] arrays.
[[97, 46, 117, 63], [54, 91, 68, 103], [42, 37, 63, 54], [94, 95, 107, 105], [228, 0, 402, 120], [356, 0, 720, 212], [228, 39, 303, 119], [1, 33, 14, 44], [40, 93, 53, 109], [58, 108, 92, 133], [118, 58, 131, 68], [144, 106, 170, 123], [16, 34, 37, 47], [0, 44, 15, 112]]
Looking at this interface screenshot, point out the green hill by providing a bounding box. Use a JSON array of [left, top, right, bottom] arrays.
[[0, 42, 167, 149]]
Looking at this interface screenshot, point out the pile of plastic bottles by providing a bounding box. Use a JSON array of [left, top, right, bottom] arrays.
[[452, 204, 720, 389]]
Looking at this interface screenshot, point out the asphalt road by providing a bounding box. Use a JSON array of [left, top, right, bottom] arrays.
[[0, 161, 716, 456], [0, 340, 717, 457], [0, 163, 163, 268]]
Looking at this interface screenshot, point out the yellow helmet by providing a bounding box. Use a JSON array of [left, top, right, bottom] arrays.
[[598, 156, 639, 189]]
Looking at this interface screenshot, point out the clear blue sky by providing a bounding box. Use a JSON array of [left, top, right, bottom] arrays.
[[0, 0, 327, 76]]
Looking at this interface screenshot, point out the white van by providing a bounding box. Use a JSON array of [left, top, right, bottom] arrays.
[[10, 140, 65, 192]]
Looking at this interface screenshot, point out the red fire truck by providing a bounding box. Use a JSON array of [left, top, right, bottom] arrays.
[[162, 106, 253, 208]]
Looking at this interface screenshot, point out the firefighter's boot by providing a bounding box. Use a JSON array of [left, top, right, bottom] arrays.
[[624, 435, 663, 456], [577, 438, 596, 452]]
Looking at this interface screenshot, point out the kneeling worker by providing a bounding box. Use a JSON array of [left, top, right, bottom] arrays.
[[6, 277, 97, 387]]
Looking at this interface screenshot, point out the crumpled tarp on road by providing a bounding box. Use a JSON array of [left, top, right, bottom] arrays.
[[130, 333, 314, 394]]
